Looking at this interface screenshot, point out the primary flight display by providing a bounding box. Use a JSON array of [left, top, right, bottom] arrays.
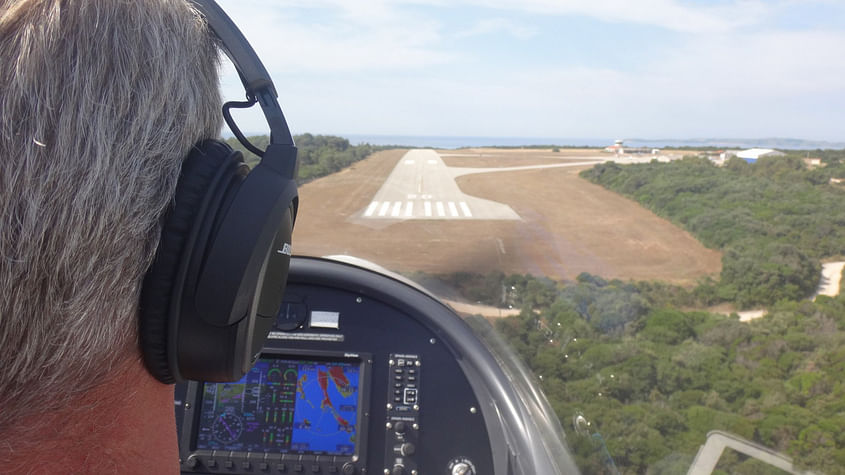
[[195, 356, 360, 456]]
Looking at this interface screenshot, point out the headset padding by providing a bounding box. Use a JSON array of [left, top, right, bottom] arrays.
[[140, 140, 243, 383]]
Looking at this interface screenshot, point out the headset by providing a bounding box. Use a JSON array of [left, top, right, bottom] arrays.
[[139, 0, 298, 384]]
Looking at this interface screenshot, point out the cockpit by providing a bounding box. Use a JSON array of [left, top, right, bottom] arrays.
[[175, 256, 578, 475]]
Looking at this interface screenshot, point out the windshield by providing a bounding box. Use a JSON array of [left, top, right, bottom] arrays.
[[219, 1, 845, 473]]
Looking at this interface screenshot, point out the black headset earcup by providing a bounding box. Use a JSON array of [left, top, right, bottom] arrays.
[[140, 140, 244, 383]]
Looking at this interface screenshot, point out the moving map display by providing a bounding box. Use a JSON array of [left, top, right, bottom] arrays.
[[195, 356, 360, 456]]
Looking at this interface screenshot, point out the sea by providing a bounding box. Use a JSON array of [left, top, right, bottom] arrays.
[[227, 131, 844, 151], [340, 134, 845, 151]]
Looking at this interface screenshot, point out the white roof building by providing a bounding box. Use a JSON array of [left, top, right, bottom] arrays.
[[736, 148, 785, 161]]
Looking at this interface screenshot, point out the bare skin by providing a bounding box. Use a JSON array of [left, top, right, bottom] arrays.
[[0, 356, 177, 474]]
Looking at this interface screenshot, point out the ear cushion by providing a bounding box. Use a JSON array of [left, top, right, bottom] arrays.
[[140, 140, 245, 383]]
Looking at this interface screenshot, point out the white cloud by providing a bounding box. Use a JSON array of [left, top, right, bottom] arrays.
[[455, 18, 538, 39], [415, 0, 774, 33], [215, 0, 845, 140], [218, 0, 456, 73]]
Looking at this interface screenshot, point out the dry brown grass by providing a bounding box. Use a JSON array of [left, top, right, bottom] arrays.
[[292, 148, 721, 286]]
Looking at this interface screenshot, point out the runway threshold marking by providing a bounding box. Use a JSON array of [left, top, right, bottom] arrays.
[[378, 202, 391, 217], [424, 201, 432, 217], [436, 201, 445, 217], [364, 202, 379, 217], [448, 201, 459, 217], [459, 202, 472, 217], [391, 202, 402, 217], [404, 202, 414, 217]]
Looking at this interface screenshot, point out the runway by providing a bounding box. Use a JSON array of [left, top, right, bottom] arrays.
[[360, 149, 519, 220], [360, 149, 601, 221]]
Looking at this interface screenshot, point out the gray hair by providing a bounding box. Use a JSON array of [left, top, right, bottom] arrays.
[[0, 0, 222, 430]]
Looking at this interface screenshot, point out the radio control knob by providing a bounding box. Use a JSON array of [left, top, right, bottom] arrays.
[[450, 461, 475, 475], [184, 456, 198, 469], [400, 442, 416, 456], [391, 464, 405, 475], [394, 421, 407, 434]]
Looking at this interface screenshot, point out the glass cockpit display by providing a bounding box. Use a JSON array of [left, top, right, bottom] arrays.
[[195, 356, 360, 455]]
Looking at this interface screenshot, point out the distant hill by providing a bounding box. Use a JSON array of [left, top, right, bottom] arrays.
[[625, 137, 845, 150]]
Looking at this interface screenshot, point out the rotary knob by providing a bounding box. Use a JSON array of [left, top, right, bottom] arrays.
[[448, 458, 476, 475], [452, 462, 471, 475], [400, 442, 416, 456]]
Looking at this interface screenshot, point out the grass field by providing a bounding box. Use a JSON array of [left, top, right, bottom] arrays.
[[292, 148, 721, 286]]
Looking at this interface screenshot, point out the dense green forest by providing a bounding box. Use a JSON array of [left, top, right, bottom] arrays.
[[427, 150, 845, 473], [418, 270, 845, 473], [224, 134, 396, 184], [491, 275, 845, 474], [581, 153, 845, 308]]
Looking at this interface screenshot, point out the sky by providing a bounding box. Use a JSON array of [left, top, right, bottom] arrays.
[[215, 0, 845, 142]]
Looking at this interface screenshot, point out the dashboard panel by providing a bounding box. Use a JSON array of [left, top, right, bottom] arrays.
[[176, 256, 578, 475]]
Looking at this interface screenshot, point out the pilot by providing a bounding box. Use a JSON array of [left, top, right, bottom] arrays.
[[0, 0, 221, 472]]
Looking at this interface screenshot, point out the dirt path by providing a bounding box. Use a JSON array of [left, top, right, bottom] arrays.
[[814, 261, 845, 299], [442, 300, 521, 318]]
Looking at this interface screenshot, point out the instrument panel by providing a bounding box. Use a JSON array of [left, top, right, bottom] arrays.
[[176, 256, 575, 475]]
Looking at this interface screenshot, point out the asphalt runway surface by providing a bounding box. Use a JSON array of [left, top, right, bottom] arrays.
[[360, 149, 601, 221]]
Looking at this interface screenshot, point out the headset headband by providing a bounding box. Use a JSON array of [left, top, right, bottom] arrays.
[[188, 0, 298, 178]]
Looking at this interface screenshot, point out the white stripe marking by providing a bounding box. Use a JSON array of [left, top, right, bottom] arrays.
[[378, 202, 391, 217], [404, 202, 414, 217], [448, 201, 459, 217], [427, 159, 437, 164], [364, 202, 379, 217], [424, 201, 432, 217], [404, 160, 415, 165], [436, 201, 445, 217], [391, 202, 402, 217], [460, 202, 472, 217]]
